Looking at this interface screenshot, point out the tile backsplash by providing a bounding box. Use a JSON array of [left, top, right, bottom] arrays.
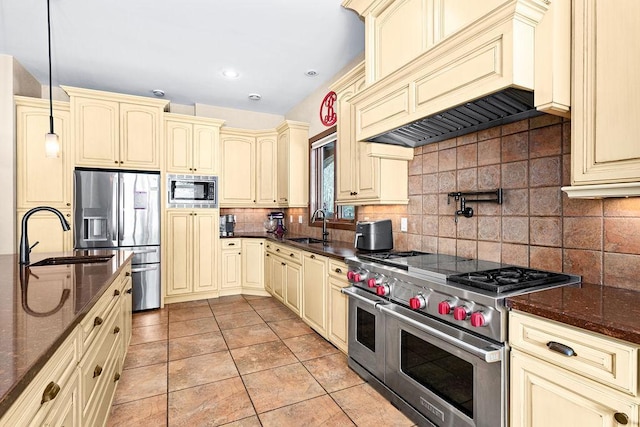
[[223, 115, 640, 290]]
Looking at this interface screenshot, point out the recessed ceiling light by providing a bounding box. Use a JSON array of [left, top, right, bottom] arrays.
[[222, 69, 240, 79], [248, 93, 262, 101], [305, 69, 319, 77], [151, 89, 165, 97]]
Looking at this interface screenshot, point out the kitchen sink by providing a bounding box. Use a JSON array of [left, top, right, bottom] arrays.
[[29, 254, 114, 267], [285, 237, 328, 244]]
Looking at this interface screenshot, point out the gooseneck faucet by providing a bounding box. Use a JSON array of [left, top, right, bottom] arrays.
[[19, 206, 71, 265], [311, 208, 329, 245]]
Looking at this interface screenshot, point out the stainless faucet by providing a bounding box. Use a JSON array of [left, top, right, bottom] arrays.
[[311, 208, 329, 244], [20, 206, 71, 265]]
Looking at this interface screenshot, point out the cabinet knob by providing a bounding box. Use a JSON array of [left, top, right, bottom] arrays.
[[260, 242, 263, 245], [253, 200, 256, 203], [281, 262, 286, 266], [266, 254, 269, 257], [120, 161, 124, 164], [125, 272, 131, 277], [66, 202, 71, 207], [194, 213, 197, 216], [189, 168, 193, 171], [290, 253, 295, 257], [310, 254, 316, 259], [113, 289, 120, 297], [66, 213, 70, 217], [93, 365, 103, 378], [126, 288, 132, 294], [335, 268, 342, 273], [276, 248, 280, 252], [238, 252, 241, 255], [114, 372, 121, 382], [113, 326, 120, 334], [614, 413, 629, 425], [41, 381, 60, 404], [94, 316, 104, 327], [193, 168, 197, 171], [114, 161, 119, 164]]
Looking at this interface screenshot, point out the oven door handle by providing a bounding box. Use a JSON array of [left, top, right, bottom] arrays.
[[341, 286, 386, 308], [378, 304, 503, 363]]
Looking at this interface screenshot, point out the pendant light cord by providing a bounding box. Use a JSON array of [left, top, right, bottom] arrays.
[[47, 0, 54, 134]]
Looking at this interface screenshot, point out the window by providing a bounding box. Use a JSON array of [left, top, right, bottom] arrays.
[[310, 128, 355, 228]]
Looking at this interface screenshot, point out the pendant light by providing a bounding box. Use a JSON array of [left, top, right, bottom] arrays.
[[45, 0, 60, 158]]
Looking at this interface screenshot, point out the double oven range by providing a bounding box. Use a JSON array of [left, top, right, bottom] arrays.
[[342, 251, 580, 427]]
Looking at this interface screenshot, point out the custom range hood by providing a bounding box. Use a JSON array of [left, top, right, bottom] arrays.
[[366, 88, 542, 148], [345, 0, 570, 149]]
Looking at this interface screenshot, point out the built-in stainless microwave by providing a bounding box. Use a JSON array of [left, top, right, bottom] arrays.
[[167, 174, 218, 208]]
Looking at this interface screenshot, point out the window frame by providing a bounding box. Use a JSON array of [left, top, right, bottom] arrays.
[[309, 125, 356, 231]]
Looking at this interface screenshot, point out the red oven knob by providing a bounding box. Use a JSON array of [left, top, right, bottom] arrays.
[[437, 301, 453, 315], [347, 270, 356, 281], [409, 295, 426, 310], [367, 277, 380, 288], [376, 285, 390, 296], [453, 306, 471, 321], [471, 312, 486, 327]]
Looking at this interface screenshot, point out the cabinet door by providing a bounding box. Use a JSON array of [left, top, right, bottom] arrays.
[[17, 209, 73, 254], [73, 97, 119, 167], [193, 124, 219, 175], [302, 254, 327, 336], [193, 212, 218, 293], [119, 103, 161, 169], [336, 83, 358, 202], [328, 276, 349, 353], [165, 120, 193, 173], [220, 134, 255, 205], [277, 130, 290, 204], [165, 211, 193, 296], [242, 240, 264, 291], [511, 349, 639, 427], [221, 250, 242, 291], [285, 262, 302, 315], [271, 256, 285, 302], [256, 135, 277, 206], [264, 252, 273, 293], [16, 100, 72, 209], [355, 141, 379, 200]]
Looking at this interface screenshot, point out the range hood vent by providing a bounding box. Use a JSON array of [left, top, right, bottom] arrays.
[[366, 88, 543, 148]]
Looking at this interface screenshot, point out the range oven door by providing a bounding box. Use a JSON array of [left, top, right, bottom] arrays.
[[342, 286, 387, 381], [380, 303, 506, 427]]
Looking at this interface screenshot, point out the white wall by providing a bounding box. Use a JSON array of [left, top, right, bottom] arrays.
[[0, 55, 40, 255], [195, 103, 284, 129], [285, 52, 364, 137]]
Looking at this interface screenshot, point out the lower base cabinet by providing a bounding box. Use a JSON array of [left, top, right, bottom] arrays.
[[327, 259, 349, 353], [302, 253, 328, 336], [265, 242, 301, 314]]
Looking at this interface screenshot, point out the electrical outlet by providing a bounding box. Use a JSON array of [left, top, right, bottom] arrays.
[[290, 215, 293, 223], [298, 215, 303, 223], [400, 217, 408, 232]]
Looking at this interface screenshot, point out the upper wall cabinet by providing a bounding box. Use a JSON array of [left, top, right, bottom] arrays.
[[342, 0, 570, 142], [165, 114, 225, 175], [276, 120, 310, 208], [562, 0, 640, 198], [62, 86, 168, 170], [331, 62, 414, 206]]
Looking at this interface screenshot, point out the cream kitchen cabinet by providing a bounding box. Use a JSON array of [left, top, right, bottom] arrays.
[[62, 86, 168, 170], [331, 62, 413, 205], [17, 208, 73, 254], [509, 311, 640, 427], [302, 252, 328, 337], [165, 210, 219, 303], [241, 239, 267, 295], [327, 259, 349, 353], [15, 96, 73, 210], [265, 242, 302, 315], [562, 0, 640, 198], [165, 114, 225, 175], [219, 128, 278, 207], [220, 239, 243, 295], [276, 120, 310, 207]]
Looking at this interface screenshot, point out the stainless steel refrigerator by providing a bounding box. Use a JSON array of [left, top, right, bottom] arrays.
[[74, 169, 161, 311]]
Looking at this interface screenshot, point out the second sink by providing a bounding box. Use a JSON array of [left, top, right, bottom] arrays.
[[286, 237, 328, 244]]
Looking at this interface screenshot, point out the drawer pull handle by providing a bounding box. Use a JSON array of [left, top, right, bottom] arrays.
[[229, 243, 235, 246], [614, 412, 629, 425], [126, 288, 133, 294], [114, 372, 121, 382], [93, 365, 103, 378], [546, 341, 577, 357], [276, 248, 280, 252], [335, 268, 342, 273], [281, 262, 286, 266], [41, 381, 60, 404], [114, 326, 121, 334], [94, 316, 104, 327], [290, 253, 295, 257], [113, 289, 121, 296]]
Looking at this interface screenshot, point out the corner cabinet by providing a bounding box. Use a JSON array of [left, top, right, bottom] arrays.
[[164, 209, 219, 303], [562, 0, 640, 198], [165, 114, 225, 175], [509, 311, 640, 427], [331, 62, 414, 206], [62, 86, 168, 170]]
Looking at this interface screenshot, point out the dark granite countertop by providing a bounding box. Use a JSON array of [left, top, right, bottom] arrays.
[[222, 232, 357, 261], [0, 249, 132, 416], [507, 283, 640, 345]]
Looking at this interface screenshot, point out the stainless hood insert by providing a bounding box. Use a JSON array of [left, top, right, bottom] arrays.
[[366, 88, 542, 148]]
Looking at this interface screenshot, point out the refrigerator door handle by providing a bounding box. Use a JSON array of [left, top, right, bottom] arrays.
[[118, 175, 125, 243], [131, 266, 158, 273], [111, 175, 119, 243]]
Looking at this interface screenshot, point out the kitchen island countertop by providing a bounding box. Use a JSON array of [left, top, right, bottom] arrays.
[[507, 282, 640, 345], [0, 249, 132, 416]]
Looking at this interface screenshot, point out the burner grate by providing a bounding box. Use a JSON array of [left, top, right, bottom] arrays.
[[449, 267, 572, 293]]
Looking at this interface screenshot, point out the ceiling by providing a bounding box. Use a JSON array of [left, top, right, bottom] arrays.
[[0, 0, 365, 115]]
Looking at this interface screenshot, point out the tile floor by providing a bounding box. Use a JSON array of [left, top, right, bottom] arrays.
[[107, 294, 415, 426]]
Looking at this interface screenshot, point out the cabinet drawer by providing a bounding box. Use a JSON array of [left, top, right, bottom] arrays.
[[221, 238, 242, 250], [328, 259, 348, 280], [0, 329, 79, 427], [80, 303, 122, 414], [83, 339, 121, 427], [273, 244, 301, 263], [79, 278, 122, 352], [509, 311, 639, 396]]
